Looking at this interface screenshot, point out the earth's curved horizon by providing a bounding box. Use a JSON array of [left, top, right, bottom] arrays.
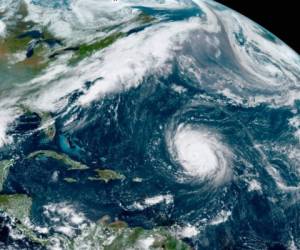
[[0, 0, 300, 249]]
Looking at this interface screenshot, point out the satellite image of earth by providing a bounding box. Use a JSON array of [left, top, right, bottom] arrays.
[[0, 0, 300, 249]]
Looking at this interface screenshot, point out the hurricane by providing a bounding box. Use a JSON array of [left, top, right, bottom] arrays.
[[168, 123, 231, 185], [0, 0, 300, 249]]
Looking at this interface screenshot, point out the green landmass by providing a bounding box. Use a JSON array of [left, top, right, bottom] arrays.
[[64, 177, 78, 183], [109, 220, 128, 230], [0, 194, 32, 222], [69, 32, 124, 64], [88, 169, 125, 183], [0, 193, 49, 246], [0, 1, 33, 56], [136, 12, 156, 24], [19, 105, 56, 141], [28, 150, 89, 171], [0, 160, 14, 192], [0, 2, 61, 73], [105, 226, 191, 250], [38, 111, 56, 141], [17, 222, 49, 246], [0, 195, 190, 249], [63, 218, 191, 250]]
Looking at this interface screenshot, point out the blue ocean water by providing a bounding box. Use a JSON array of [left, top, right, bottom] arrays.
[[3, 67, 297, 249], [31, 0, 70, 9], [0, 0, 299, 249]]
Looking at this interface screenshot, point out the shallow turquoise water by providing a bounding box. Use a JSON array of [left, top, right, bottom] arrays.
[[0, 0, 300, 249]]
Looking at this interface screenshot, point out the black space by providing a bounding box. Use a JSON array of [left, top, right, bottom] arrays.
[[215, 0, 300, 54]]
